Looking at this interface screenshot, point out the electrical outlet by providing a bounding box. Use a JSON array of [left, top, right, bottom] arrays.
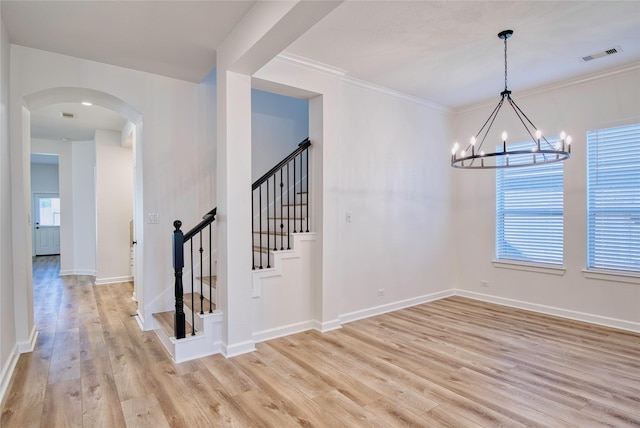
[[377, 288, 385, 297], [480, 280, 489, 287]]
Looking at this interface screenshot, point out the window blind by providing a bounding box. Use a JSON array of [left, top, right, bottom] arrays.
[[496, 140, 564, 265], [587, 123, 640, 273]]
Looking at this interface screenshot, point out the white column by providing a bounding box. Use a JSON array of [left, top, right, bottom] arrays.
[[216, 69, 254, 356]]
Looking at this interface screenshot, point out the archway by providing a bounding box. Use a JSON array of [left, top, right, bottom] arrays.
[[19, 87, 144, 342]]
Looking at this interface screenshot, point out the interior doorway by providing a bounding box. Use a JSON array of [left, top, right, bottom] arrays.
[[33, 193, 61, 256]]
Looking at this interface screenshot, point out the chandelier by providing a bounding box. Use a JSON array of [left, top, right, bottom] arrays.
[[451, 30, 571, 169]]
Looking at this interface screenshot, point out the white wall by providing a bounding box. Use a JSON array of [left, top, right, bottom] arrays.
[[96, 129, 133, 283], [452, 66, 640, 330], [0, 11, 16, 403], [253, 56, 455, 336], [71, 140, 97, 275], [251, 89, 308, 181], [337, 80, 454, 319], [10, 45, 215, 334]]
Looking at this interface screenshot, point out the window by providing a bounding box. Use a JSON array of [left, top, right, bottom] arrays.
[[587, 123, 640, 273], [496, 140, 564, 265], [38, 197, 61, 226]]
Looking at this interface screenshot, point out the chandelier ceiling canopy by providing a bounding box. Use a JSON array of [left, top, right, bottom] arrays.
[[451, 30, 572, 169]]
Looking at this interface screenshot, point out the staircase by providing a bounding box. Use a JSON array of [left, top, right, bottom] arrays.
[[252, 139, 310, 269], [153, 139, 312, 362]]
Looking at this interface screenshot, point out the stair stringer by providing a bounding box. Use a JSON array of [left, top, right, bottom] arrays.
[[251, 232, 318, 343]]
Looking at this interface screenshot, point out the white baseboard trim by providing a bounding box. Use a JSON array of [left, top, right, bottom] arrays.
[[95, 275, 133, 285], [0, 344, 19, 405], [312, 318, 342, 333], [17, 326, 38, 353], [59, 269, 96, 276], [222, 340, 256, 358], [253, 320, 316, 344], [455, 289, 640, 333], [340, 289, 455, 325], [135, 310, 148, 331]]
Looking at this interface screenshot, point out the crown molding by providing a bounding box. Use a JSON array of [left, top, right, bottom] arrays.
[[277, 51, 452, 113], [277, 51, 348, 77], [454, 61, 640, 114]]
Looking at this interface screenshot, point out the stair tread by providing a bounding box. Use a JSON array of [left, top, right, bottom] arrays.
[[253, 246, 270, 253], [268, 217, 307, 220], [281, 203, 307, 207], [253, 230, 288, 235], [153, 310, 192, 338], [184, 292, 216, 312], [196, 275, 217, 286]]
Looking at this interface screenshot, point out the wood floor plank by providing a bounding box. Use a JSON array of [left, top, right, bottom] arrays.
[[81, 356, 127, 427], [40, 379, 83, 428], [3, 256, 640, 427]]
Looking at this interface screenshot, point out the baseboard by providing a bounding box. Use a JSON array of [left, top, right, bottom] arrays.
[[222, 339, 256, 358], [17, 326, 38, 353], [95, 275, 133, 285], [340, 289, 455, 325], [0, 344, 19, 405], [253, 320, 316, 344], [59, 269, 96, 276], [455, 289, 640, 333], [312, 318, 342, 333]]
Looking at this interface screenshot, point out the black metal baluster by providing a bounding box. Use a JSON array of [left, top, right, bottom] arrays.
[[293, 155, 297, 233], [266, 180, 271, 268], [190, 239, 195, 335], [273, 173, 277, 251], [280, 168, 284, 250], [259, 185, 263, 269], [287, 163, 291, 250], [209, 223, 213, 313], [252, 189, 255, 270], [300, 152, 303, 233], [199, 232, 204, 315], [305, 148, 309, 232]]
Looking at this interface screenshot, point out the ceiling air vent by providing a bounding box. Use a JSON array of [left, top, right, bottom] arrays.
[[581, 46, 622, 62], [60, 112, 76, 119]]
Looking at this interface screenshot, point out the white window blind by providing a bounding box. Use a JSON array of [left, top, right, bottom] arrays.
[[587, 123, 640, 273], [496, 140, 564, 265]]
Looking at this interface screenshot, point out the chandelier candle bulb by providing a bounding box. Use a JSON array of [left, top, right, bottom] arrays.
[[567, 135, 572, 153], [471, 136, 476, 156], [535, 129, 542, 150]]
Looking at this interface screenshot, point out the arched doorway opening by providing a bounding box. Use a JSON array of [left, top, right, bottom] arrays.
[[20, 87, 144, 339]]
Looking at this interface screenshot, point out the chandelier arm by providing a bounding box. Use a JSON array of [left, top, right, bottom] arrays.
[[473, 97, 505, 151], [506, 96, 539, 144], [508, 97, 555, 150], [477, 99, 504, 152], [467, 98, 505, 167]]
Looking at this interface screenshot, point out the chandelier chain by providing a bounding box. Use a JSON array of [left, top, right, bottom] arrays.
[[504, 36, 508, 91]]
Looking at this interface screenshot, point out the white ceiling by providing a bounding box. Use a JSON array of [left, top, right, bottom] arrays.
[[30, 102, 128, 141], [2, 0, 639, 117], [286, 1, 640, 109]]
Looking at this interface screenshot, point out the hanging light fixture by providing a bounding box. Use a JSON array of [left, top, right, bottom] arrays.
[[451, 30, 571, 169]]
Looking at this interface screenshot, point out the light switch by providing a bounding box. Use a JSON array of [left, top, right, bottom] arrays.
[[346, 211, 352, 223]]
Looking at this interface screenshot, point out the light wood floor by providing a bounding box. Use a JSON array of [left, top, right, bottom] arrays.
[[2, 256, 640, 427]]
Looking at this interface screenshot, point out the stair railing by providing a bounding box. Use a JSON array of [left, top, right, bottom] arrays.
[[172, 207, 216, 339], [252, 138, 311, 269]]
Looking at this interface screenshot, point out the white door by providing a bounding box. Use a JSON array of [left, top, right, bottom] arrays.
[[34, 193, 61, 256]]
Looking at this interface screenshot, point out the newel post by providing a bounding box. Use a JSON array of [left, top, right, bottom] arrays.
[[173, 220, 186, 339]]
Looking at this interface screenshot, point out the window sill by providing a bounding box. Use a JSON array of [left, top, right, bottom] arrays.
[[582, 269, 640, 285], [492, 260, 566, 276]]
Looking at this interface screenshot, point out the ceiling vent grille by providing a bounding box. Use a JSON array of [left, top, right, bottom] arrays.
[[60, 112, 76, 119], [581, 46, 622, 62]]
